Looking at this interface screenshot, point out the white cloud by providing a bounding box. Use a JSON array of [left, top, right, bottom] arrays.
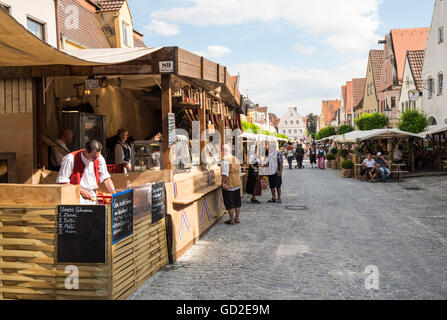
[[230, 58, 367, 116], [195, 45, 231, 59], [146, 20, 180, 36], [151, 0, 382, 52], [292, 45, 317, 55]]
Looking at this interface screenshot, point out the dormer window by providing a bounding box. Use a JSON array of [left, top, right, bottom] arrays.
[[1, 2, 10, 13], [122, 21, 132, 47]]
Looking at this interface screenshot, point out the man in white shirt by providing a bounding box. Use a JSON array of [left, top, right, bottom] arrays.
[[57, 140, 116, 204], [50, 129, 73, 170]]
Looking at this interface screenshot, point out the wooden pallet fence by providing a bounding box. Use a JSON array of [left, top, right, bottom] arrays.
[[0, 205, 169, 300]]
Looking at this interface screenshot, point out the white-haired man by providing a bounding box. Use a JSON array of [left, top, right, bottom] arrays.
[[221, 144, 242, 225]]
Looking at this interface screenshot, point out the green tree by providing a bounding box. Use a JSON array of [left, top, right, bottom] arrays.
[[315, 126, 336, 140], [306, 113, 319, 136], [338, 124, 354, 135], [355, 113, 387, 131], [398, 110, 428, 133]]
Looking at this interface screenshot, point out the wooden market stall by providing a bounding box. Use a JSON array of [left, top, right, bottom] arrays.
[[0, 9, 244, 299], [417, 125, 447, 170], [334, 129, 423, 180]]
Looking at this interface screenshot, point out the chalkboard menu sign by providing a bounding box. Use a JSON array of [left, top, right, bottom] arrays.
[[57, 205, 106, 263], [151, 182, 166, 224], [168, 113, 177, 147], [112, 189, 134, 244]]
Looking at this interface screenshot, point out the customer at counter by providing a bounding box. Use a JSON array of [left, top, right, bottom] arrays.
[[57, 140, 117, 204], [221, 144, 242, 225], [115, 128, 132, 172]]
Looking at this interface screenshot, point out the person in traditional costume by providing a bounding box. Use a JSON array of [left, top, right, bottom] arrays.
[[245, 145, 261, 203], [317, 144, 326, 169]]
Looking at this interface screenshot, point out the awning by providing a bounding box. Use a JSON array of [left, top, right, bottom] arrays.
[[418, 125, 447, 137], [0, 9, 161, 67], [334, 129, 422, 143]]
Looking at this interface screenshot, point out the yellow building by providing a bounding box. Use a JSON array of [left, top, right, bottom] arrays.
[[357, 50, 383, 117]]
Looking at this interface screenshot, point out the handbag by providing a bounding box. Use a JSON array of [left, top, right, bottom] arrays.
[[260, 177, 269, 190]]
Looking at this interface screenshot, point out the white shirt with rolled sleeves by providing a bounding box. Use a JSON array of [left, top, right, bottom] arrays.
[[57, 152, 111, 204], [221, 159, 242, 192]]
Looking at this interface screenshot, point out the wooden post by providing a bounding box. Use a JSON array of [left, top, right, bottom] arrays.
[[161, 74, 173, 171], [199, 89, 207, 166]]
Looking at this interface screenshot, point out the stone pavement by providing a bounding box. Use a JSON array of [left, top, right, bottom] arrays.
[[129, 161, 447, 300]]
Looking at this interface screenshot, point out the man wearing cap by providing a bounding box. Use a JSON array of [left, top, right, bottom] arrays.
[[375, 152, 391, 182]]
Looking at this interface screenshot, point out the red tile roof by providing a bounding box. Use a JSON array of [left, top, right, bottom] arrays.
[[370, 49, 383, 97], [59, 0, 111, 49], [406, 50, 425, 92], [390, 28, 429, 82], [352, 78, 366, 109], [96, 0, 125, 12], [321, 100, 341, 127]]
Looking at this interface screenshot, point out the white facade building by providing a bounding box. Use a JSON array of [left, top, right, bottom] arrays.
[[422, 0, 447, 125], [1, 0, 58, 47], [398, 50, 425, 114], [278, 107, 307, 141]]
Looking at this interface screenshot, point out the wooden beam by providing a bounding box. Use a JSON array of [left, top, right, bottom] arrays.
[[161, 74, 173, 171], [220, 102, 225, 149], [199, 89, 207, 166]]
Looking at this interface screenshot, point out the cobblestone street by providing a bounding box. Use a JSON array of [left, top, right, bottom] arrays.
[[130, 162, 447, 300]]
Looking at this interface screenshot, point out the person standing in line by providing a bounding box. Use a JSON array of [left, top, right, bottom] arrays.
[[285, 141, 295, 170], [267, 143, 284, 203], [221, 144, 242, 225], [317, 144, 326, 169], [245, 145, 261, 203], [295, 143, 305, 169], [309, 144, 317, 169]]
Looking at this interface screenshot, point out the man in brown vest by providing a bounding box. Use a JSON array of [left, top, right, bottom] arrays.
[[221, 144, 242, 225]]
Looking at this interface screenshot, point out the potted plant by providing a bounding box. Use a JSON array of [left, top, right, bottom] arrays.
[[341, 159, 354, 178], [326, 153, 336, 169]]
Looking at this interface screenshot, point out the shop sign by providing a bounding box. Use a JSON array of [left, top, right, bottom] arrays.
[[159, 61, 174, 73]]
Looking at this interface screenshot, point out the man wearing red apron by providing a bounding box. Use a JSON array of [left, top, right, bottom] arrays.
[[57, 140, 116, 204]]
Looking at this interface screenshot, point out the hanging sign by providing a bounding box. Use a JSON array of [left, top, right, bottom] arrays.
[[408, 89, 420, 102], [168, 113, 177, 147], [159, 61, 174, 73]]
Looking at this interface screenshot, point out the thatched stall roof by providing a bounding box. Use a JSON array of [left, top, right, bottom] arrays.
[[334, 129, 421, 143], [418, 125, 447, 137]]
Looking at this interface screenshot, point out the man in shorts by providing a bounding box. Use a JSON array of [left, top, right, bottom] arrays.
[[221, 144, 242, 225]]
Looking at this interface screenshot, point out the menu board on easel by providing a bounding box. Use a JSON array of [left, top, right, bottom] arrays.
[[112, 189, 134, 244], [151, 182, 166, 224], [57, 205, 106, 263]]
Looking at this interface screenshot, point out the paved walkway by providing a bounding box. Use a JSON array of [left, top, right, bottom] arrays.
[[129, 161, 447, 300]]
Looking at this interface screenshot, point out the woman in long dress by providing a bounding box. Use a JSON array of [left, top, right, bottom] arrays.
[[317, 144, 326, 169], [245, 145, 261, 203]]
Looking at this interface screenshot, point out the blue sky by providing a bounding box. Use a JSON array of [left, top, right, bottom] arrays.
[[128, 0, 435, 117]]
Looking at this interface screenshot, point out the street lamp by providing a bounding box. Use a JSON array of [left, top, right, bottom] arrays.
[[384, 106, 392, 128]]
